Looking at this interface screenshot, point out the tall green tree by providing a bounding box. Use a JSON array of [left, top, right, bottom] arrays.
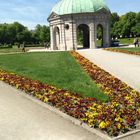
[[33, 24, 50, 43], [110, 13, 120, 38], [110, 12, 120, 28], [121, 12, 136, 37], [132, 12, 140, 36], [111, 12, 138, 38]]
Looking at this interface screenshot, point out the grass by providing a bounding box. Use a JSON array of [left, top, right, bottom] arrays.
[[97, 40, 102, 47], [0, 48, 22, 53], [97, 37, 140, 46], [0, 52, 108, 102], [109, 47, 140, 53], [118, 37, 140, 44], [0, 45, 45, 53]]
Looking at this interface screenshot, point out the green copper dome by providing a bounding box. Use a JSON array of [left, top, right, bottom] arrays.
[[52, 0, 110, 15]]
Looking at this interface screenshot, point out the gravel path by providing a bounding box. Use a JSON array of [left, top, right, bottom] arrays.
[[0, 81, 103, 140], [77, 49, 140, 92]]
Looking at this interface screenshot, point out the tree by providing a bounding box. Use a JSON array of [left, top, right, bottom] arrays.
[[33, 24, 50, 44], [110, 13, 120, 38], [40, 25, 50, 42], [0, 22, 28, 45], [131, 12, 140, 36], [132, 23, 140, 36], [122, 12, 136, 37], [110, 13, 120, 28], [111, 12, 139, 38]]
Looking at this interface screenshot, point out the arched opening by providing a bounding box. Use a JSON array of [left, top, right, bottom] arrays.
[[53, 27, 60, 50], [77, 24, 90, 49], [97, 24, 103, 48]]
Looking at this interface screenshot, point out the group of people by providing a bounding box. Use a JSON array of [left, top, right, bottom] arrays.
[[134, 37, 139, 47], [20, 41, 49, 52]]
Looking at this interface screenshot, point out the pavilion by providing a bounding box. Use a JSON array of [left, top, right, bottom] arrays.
[[48, 0, 111, 50]]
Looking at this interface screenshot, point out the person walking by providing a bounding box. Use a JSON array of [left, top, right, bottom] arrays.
[[134, 38, 139, 47], [21, 42, 26, 52], [44, 41, 49, 49]]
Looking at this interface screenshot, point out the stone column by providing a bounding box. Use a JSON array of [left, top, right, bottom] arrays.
[[98, 22, 105, 47], [106, 22, 110, 47], [59, 23, 66, 50], [50, 25, 54, 50], [72, 22, 77, 50], [68, 21, 77, 50], [60, 23, 67, 50], [90, 22, 96, 49], [103, 22, 110, 47]]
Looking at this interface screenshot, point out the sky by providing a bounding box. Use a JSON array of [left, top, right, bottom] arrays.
[[0, 0, 140, 29]]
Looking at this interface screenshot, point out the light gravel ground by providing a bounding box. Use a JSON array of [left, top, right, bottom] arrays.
[[77, 49, 140, 92], [0, 81, 103, 140]]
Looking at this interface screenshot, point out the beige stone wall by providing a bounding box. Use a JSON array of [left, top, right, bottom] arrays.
[[48, 10, 111, 50]]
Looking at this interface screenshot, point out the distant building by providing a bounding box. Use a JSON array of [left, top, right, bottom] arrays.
[[48, 0, 111, 50]]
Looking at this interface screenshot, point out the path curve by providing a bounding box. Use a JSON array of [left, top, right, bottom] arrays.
[[77, 49, 140, 92]]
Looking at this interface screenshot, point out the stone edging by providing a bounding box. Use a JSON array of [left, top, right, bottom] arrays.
[[16, 83, 139, 140], [18, 87, 112, 140]]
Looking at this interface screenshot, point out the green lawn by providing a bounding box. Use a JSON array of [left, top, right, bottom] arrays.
[[118, 37, 140, 44], [110, 47, 140, 53], [0, 52, 108, 102], [0, 48, 22, 53], [97, 37, 140, 46], [97, 40, 102, 47], [0, 45, 44, 53]]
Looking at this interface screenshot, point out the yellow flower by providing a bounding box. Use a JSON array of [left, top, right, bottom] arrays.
[[16, 84, 19, 89], [128, 99, 134, 104], [99, 121, 106, 129], [85, 112, 94, 119], [88, 119, 93, 124], [80, 118, 87, 121], [97, 105, 102, 110], [64, 92, 70, 96], [50, 91, 54, 94], [137, 108, 140, 113], [44, 98, 49, 103], [104, 91, 111, 95], [131, 89, 136, 93], [89, 106, 93, 110], [0, 77, 4, 81], [85, 112, 89, 117], [89, 113, 94, 119], [125, 96, 130, 100], [115, 116, 123, 122], [36, 94, 42, 99], [93, 112, 98, 117], [115, 103, 119, 107], [97, 84, 102, 88], [88, 123, 94, 127], [117, 123, 121, 129]]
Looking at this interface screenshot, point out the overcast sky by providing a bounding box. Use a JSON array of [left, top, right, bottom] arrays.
[[0, 0, 140, 29]]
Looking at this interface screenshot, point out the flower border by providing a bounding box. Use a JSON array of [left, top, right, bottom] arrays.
[[70, 51, 140, 136], [105, 48, 140, 56], [0, 51, 139, 137]]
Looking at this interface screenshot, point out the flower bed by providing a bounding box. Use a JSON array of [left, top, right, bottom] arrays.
[[0, 69, 96, 123], [105, 48, 140, 56], [70, 51, 140, 136], [0, 51, 140, 137]]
